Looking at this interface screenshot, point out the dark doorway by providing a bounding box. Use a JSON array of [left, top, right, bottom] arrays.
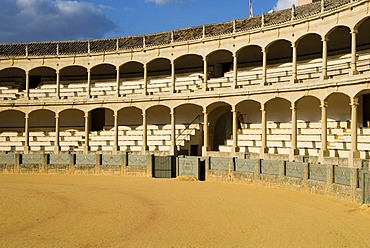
[[363, 94, 370, 127], [190, 145, 199, 156], [29, 76, 41, 89], [213, 111, 232, 150], [91, 108, 105, 131]]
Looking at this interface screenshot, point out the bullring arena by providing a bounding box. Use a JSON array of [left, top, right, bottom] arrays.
[[1, 0, 370, 246]]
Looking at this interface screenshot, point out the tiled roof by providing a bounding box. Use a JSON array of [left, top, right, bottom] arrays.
[[0, 0, 358, 57]]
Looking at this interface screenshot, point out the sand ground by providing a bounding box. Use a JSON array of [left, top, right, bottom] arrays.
[[0, 174, 369, 248]]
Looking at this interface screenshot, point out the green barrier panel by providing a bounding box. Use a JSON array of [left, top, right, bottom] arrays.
[[75, 154, 96, 165], [235, 158, 259, 173], [309, 163, 327, 182], [334, 166, 351, 186], [102, 155, 122, 166], [286, 162, 305, 179], [0, 154, 14, 165], [210, 157, 231, 170], [178, 157, 200, 178], [261, 160, 280, 175], [49, 154, 70, 165], [363, 172, 370, 204], [22, 154, 44, 165], [127, 154, 147, 167]]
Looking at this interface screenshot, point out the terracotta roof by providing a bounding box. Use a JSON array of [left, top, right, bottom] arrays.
[[0, 0, 358, 57]]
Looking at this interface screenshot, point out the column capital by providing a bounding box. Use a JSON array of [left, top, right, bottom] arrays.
[[350, 98, 359, 107], [55, 112, 60, 118], [56, 70, 60, 75], [233, 51, 239, 58], [321, 36, 329, 43], [291, 42, 297, 48], [25, 113, 29, 119], [171, 60, 176, 66], [203, 56, 208, 62], [262, 47, 268, 53], [116, 66, 120, 71], [351, 28, 358, 35], [170, 108, 175, 115], [260, 103, 266, 112], [290, 102, 296, 110], [84, 113, 89, 118], [87, 68, 91, 73], [320, 100, 328, 108], [25, 70, 29, 75]]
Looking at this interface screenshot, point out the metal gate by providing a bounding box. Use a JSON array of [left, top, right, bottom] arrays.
[[364, 172, 370, 204], [153, 156, 176, 178]]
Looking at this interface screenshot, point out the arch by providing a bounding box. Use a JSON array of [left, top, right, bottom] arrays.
[[174, 54, 203, 75], [59, 109, 85, 129], [326, 93, 351, 122], [326, 26, 351, 56], [296, 33, 322, 61], [90, 63, 116, 81], [147, 58, 171, 77], [356, 16, 370, 52], [237, 45, 263, 69], [266, 39, 292, 65], [175, 103, 203, 124], [236, 100, 262, 124], [265, 98, 291, 123], [356, 89, 370, 127], [90, 107, 114, 131], [207, 49, 233, 78], [117, 107, 142, 126], [0, 110, 25, 129], [147, 105, 170, 125], [0, 67, 26, 90], [29, 109, 56, 128], [296, 96, 321, 122], [120, 61, 144, 79], [59, 65, 88, 81], [206, 102, 232, 151], [29, 66, 56, 89]]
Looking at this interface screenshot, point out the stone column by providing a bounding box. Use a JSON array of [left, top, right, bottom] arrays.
[[349, 98, 360, 166], [233, 52, 238, 89], [203, 56, 208, 91], [319, 100, 329, 163], [291, 42, 298, 83], [262, 47, 267, 86], [87, 68, 91, 98], [54, 112, 60, 154], [143, 65, 148, 95], [141, 110, 148, 154], [171, 60, 176, 93], [260, 104, 268, 158], [113, 112, 119, 154], [84, 112, 90, 154], [290, 102, 299, 161], [322, 37, 328, 80], [56, 70, 60, 99], [24, 113, 30, 154], [170, 108, 176, 156], [202, 109, 209, 156], [25, 70, 30, 99], [350, 29, 359, 76], [116, 66, 120, 97], [232, 107, 239, 153]]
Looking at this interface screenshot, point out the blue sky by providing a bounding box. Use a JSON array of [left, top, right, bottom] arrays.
[[0, 0, 297, 43]]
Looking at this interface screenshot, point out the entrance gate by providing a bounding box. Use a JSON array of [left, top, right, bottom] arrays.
[[153, 156, 176, 178]]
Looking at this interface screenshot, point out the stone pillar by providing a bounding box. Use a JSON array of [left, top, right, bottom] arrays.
[[84, 112, 90, 154], [350, 29, 359, 76], [290, 102, 299, 161], [171, 61, 176, 93], [24, 113, 30, 154], [321, 37, 328, 80], [233, 52, 238, 89], [260, 104, 268, 158], [170, 108, 176, 155], [203, 57, 208, 91], [116, 66, 120, 97], [202, 109, 209, 156], [56, 70, 60, 99], [54, 113, 60, 154], [25, 70, 30, 99], [143, 65, 148, 95], [291, 42, 298, 83], [113, 112, 119, 154], [349, 98, 360, 166], [262, 47, 268, 85], [87, 68, 91, 98], [232, 107, 239, 153], [319, 100, 329, 163], [142, 110, 148, 154]]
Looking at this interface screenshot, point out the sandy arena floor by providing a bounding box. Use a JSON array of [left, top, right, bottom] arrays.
[[0, 174, 369, 248]]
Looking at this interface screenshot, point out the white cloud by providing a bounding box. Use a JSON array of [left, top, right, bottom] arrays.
[[144, 0, 191, 7], [273, 0, 298, 11], [0, 0, 117, 43], [145, 0, 170, 4]]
